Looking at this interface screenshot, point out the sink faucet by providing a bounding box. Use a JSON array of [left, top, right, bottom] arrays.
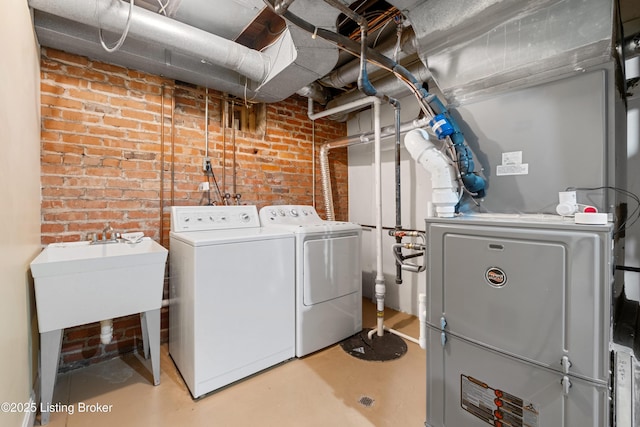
[[103, 225, 121, 241], [103, 225, 114, 241], [89, 225, 119, 245]]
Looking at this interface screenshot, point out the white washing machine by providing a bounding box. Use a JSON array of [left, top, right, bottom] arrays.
[[169, 205, 295, 398], [259, 205, 362, 357]]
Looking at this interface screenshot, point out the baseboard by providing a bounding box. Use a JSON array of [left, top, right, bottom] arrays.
[[23, 374, 39, 427], [21, 390, 37, 427]]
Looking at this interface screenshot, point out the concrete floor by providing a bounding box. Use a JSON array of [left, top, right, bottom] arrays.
[[39, 299, 426, 426]]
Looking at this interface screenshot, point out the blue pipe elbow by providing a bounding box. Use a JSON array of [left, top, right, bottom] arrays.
[[420, 89, 486, 198], [461, 172, 486, 198], [451, 132, 486, 197]]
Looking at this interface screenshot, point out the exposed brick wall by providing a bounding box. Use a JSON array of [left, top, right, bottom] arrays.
[[39, 48, 348, 371]]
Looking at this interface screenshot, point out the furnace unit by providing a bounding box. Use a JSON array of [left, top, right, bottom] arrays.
[[424, 214, 639, 427]]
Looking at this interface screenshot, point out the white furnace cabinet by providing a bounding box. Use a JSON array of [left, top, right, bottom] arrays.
[[425, 215, 614, 427]]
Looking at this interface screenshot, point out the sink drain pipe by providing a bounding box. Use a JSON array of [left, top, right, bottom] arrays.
[[100, 319, 113, 345]]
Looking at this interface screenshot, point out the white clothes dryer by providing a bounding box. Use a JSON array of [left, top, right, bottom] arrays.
[[169, 205, 295, 398], [259, 205, 362, 357]]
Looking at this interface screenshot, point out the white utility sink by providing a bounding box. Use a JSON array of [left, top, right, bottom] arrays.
[[30, 237, 168, 425], [30, 237, 167, 332]]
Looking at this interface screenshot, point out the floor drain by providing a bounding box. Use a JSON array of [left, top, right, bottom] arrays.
[[359, 396, 375, 408]]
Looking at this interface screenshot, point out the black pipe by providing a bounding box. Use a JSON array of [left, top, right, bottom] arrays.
[[616, 265, 640, 273], [363, 224, 424, 233], [400, 251, 423, 261], [393, 102, 403, 284]]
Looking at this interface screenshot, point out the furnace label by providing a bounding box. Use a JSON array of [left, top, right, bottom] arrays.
[[496, 163, 529, 176], [496, 151, 529, 176], [461, 375, 539, 427]]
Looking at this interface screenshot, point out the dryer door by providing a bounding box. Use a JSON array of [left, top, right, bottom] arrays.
[[303, 233, 361, 305]]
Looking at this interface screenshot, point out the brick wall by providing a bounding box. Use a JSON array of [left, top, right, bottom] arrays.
[[39, 48, 348, 371]]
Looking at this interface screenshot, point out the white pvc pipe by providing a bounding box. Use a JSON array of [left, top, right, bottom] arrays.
[[418, 294, 427, 349], [308, 96, 380, 121], [366, 325, 420, 346], [371, 98, 386, 337], [384, 326, 420, 345], [404, 128, 460, 217], [100, 319, 113, 345]]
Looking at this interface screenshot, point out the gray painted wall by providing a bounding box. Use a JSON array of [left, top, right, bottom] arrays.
[[348, 65, 629, 316]]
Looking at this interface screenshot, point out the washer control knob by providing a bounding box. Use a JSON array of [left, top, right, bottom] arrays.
[[290, 209, 298, 217], [270, 210, 277, 217], [240, 213, 250, 222], [278, 209, 285, 216]]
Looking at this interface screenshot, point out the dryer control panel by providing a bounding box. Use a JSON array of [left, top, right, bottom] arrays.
[[171, 205, 260, 232], [259, 205, 322, 225]]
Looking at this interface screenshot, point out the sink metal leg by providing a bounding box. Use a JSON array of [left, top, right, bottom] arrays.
[[140, 309, 161, 386], [141, 312, 150, 359], [40, 329, 63, 426]]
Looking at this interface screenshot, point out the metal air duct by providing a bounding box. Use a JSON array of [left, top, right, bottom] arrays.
[[29, 0, 340, 103], [29, 0, 269, 81], [388, 0, 620, 104]]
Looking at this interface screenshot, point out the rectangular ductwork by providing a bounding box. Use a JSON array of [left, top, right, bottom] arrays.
[[389, 0, 620, 104]]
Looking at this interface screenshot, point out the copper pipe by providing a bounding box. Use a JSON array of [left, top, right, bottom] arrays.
[[160, 85, 165, 246], [232, 101, 237, 195], [205, 87, 209, 158], [222, 96, 227, 195], [170, 86, 175, 206], [347, 8, 400, 40]]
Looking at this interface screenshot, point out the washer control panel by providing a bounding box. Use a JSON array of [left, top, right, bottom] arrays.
[[259, 205, 323, 225], [171, 205, 260, 232]]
